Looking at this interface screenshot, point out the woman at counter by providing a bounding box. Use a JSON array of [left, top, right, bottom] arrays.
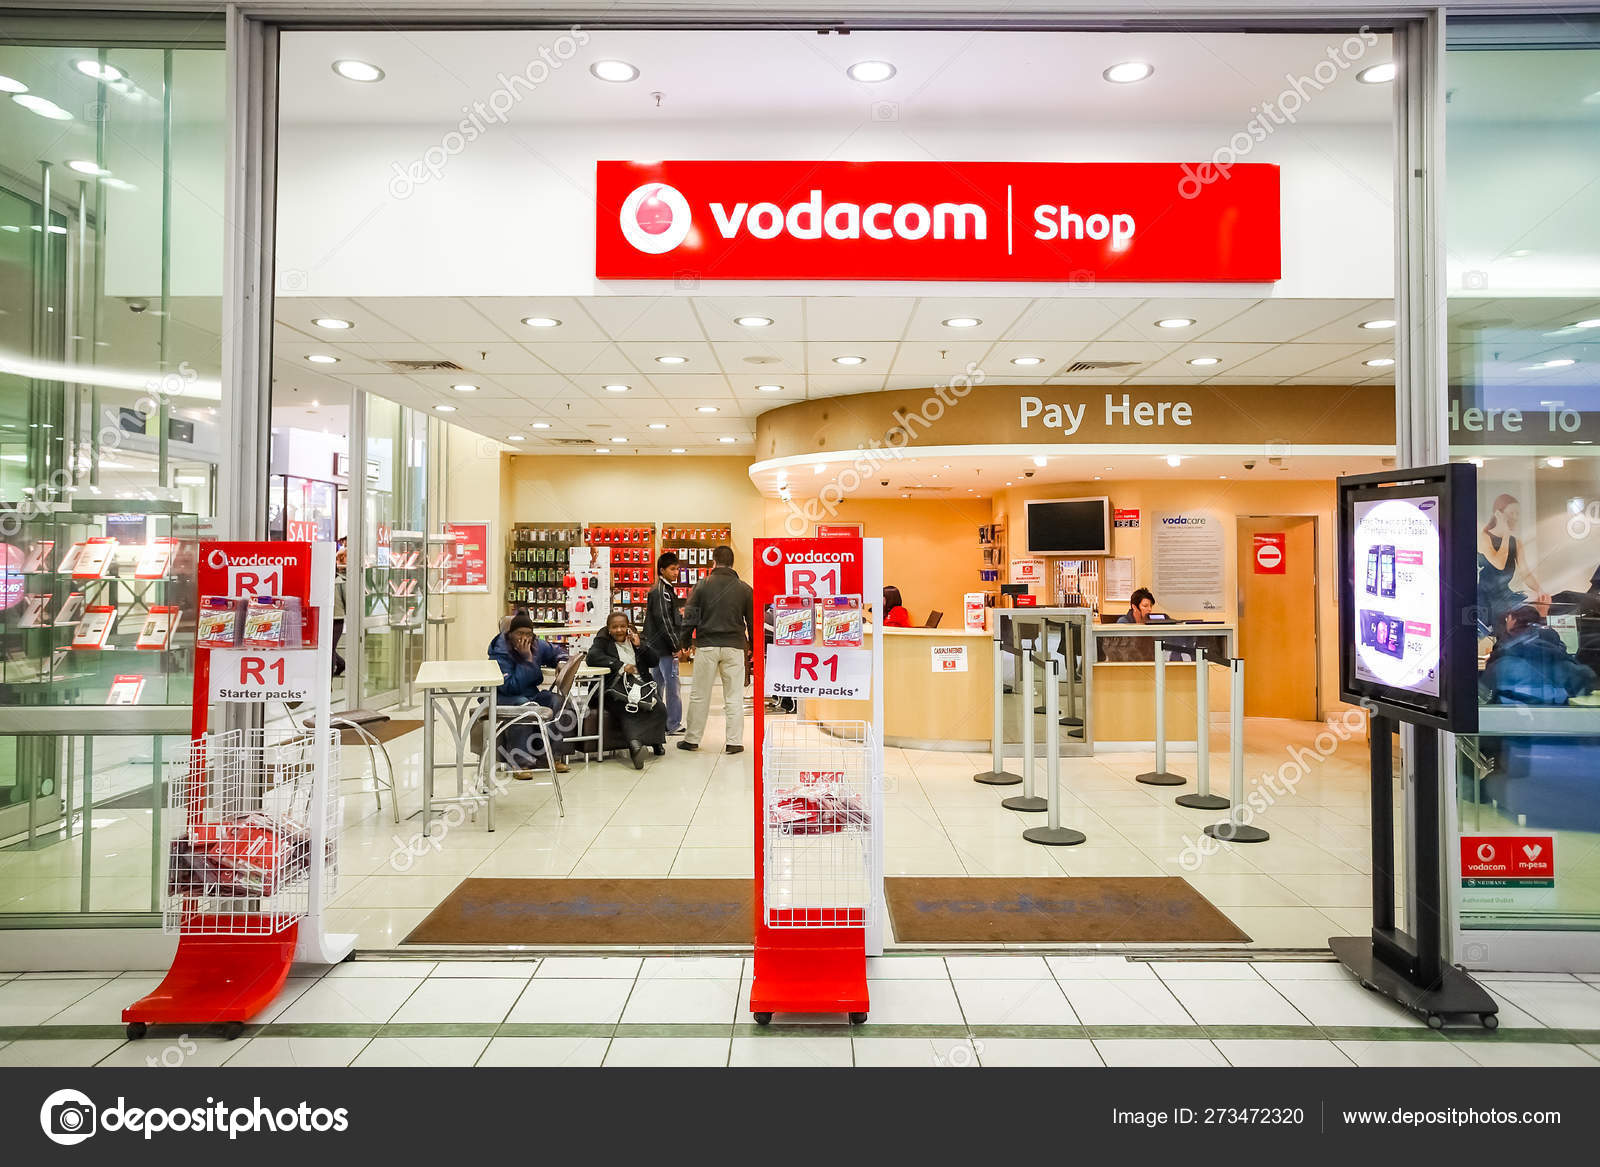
[[1478, 494, 1549, 627], [881, 585, 913, 628], [586, 610, 669, 769]]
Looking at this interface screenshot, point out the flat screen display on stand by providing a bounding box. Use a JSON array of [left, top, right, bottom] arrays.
[[1337, 463, 1478, 733], [1025, 496, 1110, 556]]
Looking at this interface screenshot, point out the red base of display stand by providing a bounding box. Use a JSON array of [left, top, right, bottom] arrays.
[[122, 921, 300, 1037], [749, 929, 869, 1020]]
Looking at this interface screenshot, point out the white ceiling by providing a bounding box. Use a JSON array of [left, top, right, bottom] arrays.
[[279, 29, 1393, 128], [272, 294, 1403, 452]]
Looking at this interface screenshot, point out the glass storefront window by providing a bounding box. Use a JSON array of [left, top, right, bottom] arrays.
[[1446, 25, 1600, 935]]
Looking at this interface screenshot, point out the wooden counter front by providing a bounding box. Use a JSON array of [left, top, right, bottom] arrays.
[[806, 627, 992, 750], [1091, 661, 1231, 747]]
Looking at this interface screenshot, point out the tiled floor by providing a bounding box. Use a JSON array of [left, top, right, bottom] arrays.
[[1, 954, 1597, 1067]]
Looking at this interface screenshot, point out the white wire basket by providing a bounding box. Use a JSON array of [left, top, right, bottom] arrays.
[[763, 719, 878, 929], [161, 728, 342, 936]]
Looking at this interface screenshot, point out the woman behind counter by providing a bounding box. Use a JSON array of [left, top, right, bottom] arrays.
[[1478, 493, 1549, 626], [880, 585, 912, 628]]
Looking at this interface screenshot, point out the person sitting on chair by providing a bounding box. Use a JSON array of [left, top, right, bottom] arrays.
[[1482, 604, 1598, 706], [880, 585, 913, 628], [587, 610, 669, 770], [487, 610, 570, 775]]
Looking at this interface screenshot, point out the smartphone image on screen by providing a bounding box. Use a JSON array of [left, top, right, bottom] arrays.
[[1364, 547, 1380, 595], [1378, 545, 1397, 598]]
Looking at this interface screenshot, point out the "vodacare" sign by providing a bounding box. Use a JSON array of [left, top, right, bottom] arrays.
[[595, 160, 1280, 282]]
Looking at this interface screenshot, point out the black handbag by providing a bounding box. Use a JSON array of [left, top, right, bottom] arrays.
[[606, 670, 659, 714]]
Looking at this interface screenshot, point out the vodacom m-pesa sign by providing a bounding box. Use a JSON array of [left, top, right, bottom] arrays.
[[595, 160, 1279, 282]]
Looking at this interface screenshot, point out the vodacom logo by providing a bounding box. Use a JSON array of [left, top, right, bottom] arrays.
[[760, 546, 783, 566], [619, 182, 691, 254]]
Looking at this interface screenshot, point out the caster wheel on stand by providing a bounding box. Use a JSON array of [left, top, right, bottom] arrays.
[[221, 1021, 245, 1041], [1426, 1014, 1444, 1030], [1481, 1013, 1499, 1030], [125, 1022, 147, 1041], [849, 1012, 868, 1025], [753, 1012, 773, 1026]]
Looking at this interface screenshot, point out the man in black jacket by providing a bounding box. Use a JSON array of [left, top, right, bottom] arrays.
[[678, 544, 755, 754], [642, 550, 685, 734]]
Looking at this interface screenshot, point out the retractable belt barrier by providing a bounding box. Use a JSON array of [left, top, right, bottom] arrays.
[[1174, 646, 1229, 812], [1022, 646, 1087, 848], [973, 616, 1023, 787], [1199, 652, 1268, 843], [1136, 636, 1186, 786], [1000, 621, 1048, 813]]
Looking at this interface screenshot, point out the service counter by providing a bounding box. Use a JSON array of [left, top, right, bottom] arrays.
[[1086, 622, 1236, 749], [807, 626, 993, 750]]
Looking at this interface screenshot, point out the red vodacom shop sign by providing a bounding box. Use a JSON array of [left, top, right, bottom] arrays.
[[595, 160, 1280, 282]]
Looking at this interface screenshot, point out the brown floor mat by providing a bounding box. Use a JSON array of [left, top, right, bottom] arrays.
[[402, 877, 755, 945], [885, 876, 1250, 944]]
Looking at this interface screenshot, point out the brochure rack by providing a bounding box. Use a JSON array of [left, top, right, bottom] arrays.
[[123, 540, 353, 1040], [750, 536, 885, 1025]]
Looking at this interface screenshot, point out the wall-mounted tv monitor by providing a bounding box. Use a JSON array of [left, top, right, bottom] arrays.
[[1025, 496, 1111, 556]]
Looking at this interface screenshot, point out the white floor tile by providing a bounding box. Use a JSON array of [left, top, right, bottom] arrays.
[[0, 978, 110, 1026], [635, 957, 745, 982], [971, 1038, 1103, 1066], [325, 961, 438, 978], [1334, 1040, 1476, 1067], [389, 978, 527, 1024], [275, 977, 423, 1025], [1062, 980, 1194, 1026], [1164, 980, 1308, 1026], [349, 1037, 490, 1066], [943, 955, 1052, 979], [602, 1038, 729, 1066], [952, 979, 1078, 1026], [225, 1037, 370, 1067], [477, 1037, 611, 1066], [534, 956, 642, 979], [0, 1039, 125, 1067], [851, 1037, 980, 1067], [1046, 956, 1159, 981], [429, 961, 539, 979], [1270, 978, 1428, 1029], [1152, 961, 1263, 981], [857, 979, 965, 1025], [620, 978, 739, 1024], [1215, 1039, 1355, 1066], [1488, 982, 1600, 1029], [866, 956, 951, 980], [97, 1037, 242, 1068], [1458, 1041, 1600, 1067], [729, 1036, 855, 1067], [1094, 1038, 1226, 1066], [505, 978, 634, 1024], [43, 977, 161, 1025]]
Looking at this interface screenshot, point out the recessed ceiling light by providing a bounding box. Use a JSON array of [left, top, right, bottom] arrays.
[[332, 59, 384, 83], [100, 177, 136, 192], [718, 436, 738, 443], [1187, 356, 1221, 367], [696, 405, 719, 413], [433, 404, 456, 413], [590, 60, 639, 83], [1166, 454, 1182, 467], [1360, 319, 1396, 330], [735, 315, 773, 328], [604, 384, 630, 393], [1219, 475, 1228, 480], [671, 447, 686, 454], [75, 60, 124, 82], [901, 493, 910, 499], [1103, 61, 1154, 84], [451, 383, 477, 392], [942, 317, 982, 328], [1535, 358, 1576, 368], [1156, 317, 1194, 329], [655, 355, 687, 365], [0, 75, 27, 94], [1506, 249, 1533, 258], [930, 474, 940, 479], [1032, 456, 1048, 467], [1364, 358, 1396, 367], [12, 94, 72, 120], [1357, 62, 1397, 84], [648, 423, 669, 430], [595, 447, 611, 454], [847, 60, 896, 83], [611, 436, 628, 443], [521, 316, 560, 328], [530, 424, 552, 432], [757, 384, 783, 393], [67, 160, 109, 176], [507, 434, 526, 442], [1546, 457, 1566, 468], [313, 317, 353, 330], [305, 354, 338, 364], [832, 355, 866, 366]]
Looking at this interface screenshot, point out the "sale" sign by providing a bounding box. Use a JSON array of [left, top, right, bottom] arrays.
[[1461, 835, 1555, 888], [596, 160, 1280, 282]]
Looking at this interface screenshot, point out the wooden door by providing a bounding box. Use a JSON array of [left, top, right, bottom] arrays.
[[1237, 515, 1318, 720]]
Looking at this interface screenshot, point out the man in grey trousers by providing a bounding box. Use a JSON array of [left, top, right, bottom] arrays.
[[677, 544, 755, 755]]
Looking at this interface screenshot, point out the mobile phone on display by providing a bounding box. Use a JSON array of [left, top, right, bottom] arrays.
[[1378, 545, 1396, 598], [1364, 547, 1380, 595]]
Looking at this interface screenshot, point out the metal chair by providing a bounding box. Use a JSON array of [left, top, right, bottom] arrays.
[[292, 706, 401, 823], [477, 655, 585, 817]]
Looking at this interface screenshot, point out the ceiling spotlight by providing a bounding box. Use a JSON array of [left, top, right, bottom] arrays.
[[1156, 317, 1194, 329], [1011, 356, 1044, 366], [595, 448, 611, 454], [305, 354, 338, 364], [1546, 457, 1566, 468], [832, 355, 866, 366], [655, 354, 687, 365], [847, 60, 896, 83], [1364, 358, 1396, 367], [611, 436, 628, 443], [1357, 62, 1397, 84], [1104, 61, 1155, 84], [332, 59, 384, 83], [1166, 454, 1182, 467], [648, 423, 669, 430], [604, 384, 630, 393], [696, 405, 720, 413], [1092, 476, 1101, 481], [735, 315, 773, 328], [813, 464, 827, 475], [530, 422, 551, 429], [433, 404, 456, 413], [0, 75, 27, 94], [521, 316, 560, 328], [313, 317, 353, 330], [1537, 358, 1577, 368], [12, 94, 72, 120], [590, 60, 639, 83], [1360, 318, 1396, 330], [67, 160, 109, 176], [507, 434, 526, 442], [942, 317, 982, 328], [757, 384, 783, 393], [718, 436, 738, 443], [670, 448, 686, 454], [75, 59, 124, 82], [1186, 356, 1221, 367], [1032, 455, 1048, 467], [451, 383, 477, 392]]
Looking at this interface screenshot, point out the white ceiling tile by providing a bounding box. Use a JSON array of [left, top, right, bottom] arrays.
[[423, 342, 555, 376], [1197, 299, 1383, 343], [359, 298, 513, 342], [888, 340, 994, 377], [802, 340, 900, 371], [1225, 343, 1369, 376], [279, 297, 416, 343], [804, 374, 887, 398], [582, 297, 707, 342], [980, 339, 1088, 374], [1001, 298, 1134, 341], [492, 374, 580, 398], [519, 342, 643, 376], [614, 340, 721, 371], [901, 298, 1034, 340], [636, 374, 735, 398], [693, 297, 806, 341], [1096, 297, 1259, 342], [470, 297, 608, 341], [803, 297, 918, 341], [712, 340, 808, 376], [1134, 341, 1278, 377]]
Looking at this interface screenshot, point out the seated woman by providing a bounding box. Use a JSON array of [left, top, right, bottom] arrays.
[[880, 585, 912, 628], [1482, 604, 1598, 706], [586, 610, 669, 769], [487, 610, 570, 775]]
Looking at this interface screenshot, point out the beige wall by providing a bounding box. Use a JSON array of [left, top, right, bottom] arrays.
[[993, 477, 1347, 716], [434, 423, 505, 656]]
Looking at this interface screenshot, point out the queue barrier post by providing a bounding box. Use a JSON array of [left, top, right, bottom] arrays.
[[974, 620, 1022, 786], [1057, 619, 1084, 737], [1136, 637, 1187, 786], [1175, 648, 1230, 811], [1023, 651, 1086, 847], [1204, 655, 1269, 843], [1001, 622, 1047, 813]]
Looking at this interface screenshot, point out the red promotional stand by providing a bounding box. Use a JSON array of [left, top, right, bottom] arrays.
[[123, 541, 353, 1039], [749, 537, 885, 1024]]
